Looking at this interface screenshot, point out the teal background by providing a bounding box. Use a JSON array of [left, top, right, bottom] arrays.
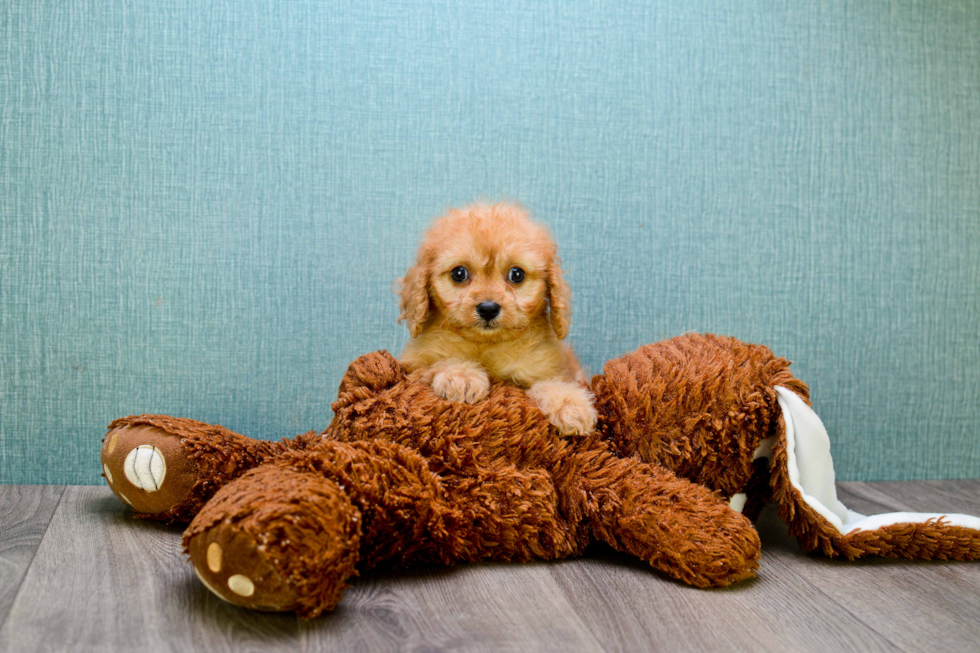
[[2, 1, 978, 484]]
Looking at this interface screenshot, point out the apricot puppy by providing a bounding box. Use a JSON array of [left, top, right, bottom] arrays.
[[397, 202, 596, 436]]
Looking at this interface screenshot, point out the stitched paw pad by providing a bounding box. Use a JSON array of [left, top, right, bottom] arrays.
[[101, 423, 198, 515], [187, 522, 300, 613]]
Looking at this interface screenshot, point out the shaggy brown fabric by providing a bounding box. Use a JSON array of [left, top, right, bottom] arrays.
[[556, 447, 761, 587], [102, 332, 977, 617], [104, 415, 320, 523], [769, 419, 980, 561], [184, 465, 361, 617], [594, 333, 809, 499], [279, 439, 464, 568], [176, 342, 769, 614], [328, 350, 760, 584]]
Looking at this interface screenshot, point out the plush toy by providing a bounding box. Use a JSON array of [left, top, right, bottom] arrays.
[[100, 333, 980, 618]]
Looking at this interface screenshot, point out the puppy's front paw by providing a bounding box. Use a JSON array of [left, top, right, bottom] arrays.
[[527, 381, 597, 436], [431, 360, 491, 404]]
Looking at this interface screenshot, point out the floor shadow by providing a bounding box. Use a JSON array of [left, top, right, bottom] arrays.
[[176, 562, 465, 636], [554, 540, 764, 593], [82, 487, 127, 516], [178, 574, 310, 639], [754, 505, 801, 553]]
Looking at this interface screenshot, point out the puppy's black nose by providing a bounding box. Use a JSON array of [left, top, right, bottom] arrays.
[[476, 301, 501, 321]]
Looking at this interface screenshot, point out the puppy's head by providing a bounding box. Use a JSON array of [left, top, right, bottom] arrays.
[[398, 203, 571, 342]]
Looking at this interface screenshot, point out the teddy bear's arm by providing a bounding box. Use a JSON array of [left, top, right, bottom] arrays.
[[560, 448, 761, 588]]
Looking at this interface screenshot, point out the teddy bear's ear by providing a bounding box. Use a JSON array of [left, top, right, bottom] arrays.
[[333, 351, 406, 412], [770, 386, 980, 561]]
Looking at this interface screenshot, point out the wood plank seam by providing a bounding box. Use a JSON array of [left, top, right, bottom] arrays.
[[0, 485, 67, 633]]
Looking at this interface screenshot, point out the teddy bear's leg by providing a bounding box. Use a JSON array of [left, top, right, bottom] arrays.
[[183, 464, 361, 617], [183, 438, 464, 617], [101, 415, 321, 522], [771, 386, 980, 560], [563, 450, 761, 588]]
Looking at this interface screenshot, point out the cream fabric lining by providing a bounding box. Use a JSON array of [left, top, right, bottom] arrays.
[[775, 386, 980, 535]]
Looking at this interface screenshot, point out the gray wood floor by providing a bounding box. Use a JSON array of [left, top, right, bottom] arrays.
[[1, 481, 978, 653]]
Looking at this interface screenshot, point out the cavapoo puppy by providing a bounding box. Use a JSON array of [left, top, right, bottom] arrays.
[[397, 202, 597, 436]]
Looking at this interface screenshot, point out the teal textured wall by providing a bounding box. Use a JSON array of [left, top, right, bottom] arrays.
[[2, 1, 978, 484]]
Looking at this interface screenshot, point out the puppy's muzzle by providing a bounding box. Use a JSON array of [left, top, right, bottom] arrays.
[[476, 301, 501, 322]]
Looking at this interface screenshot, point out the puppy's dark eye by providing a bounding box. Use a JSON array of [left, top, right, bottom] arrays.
[[508, 267, 525, 284], [450, 266, 468, 283]]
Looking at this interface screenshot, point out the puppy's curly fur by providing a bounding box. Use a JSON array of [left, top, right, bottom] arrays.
[[397, 202, 597, 436]]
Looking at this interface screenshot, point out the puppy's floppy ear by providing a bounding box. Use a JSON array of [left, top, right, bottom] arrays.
[[397, 258, 431, 338], [546, 255, 572, 340]]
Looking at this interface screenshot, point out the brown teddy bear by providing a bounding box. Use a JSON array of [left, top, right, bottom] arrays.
[[100, 334, 980, 618]]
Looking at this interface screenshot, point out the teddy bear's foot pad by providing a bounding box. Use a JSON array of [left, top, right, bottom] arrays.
[[101, 423, 198, 516], [188, 522, 300, 612], [182, 466, 362, 617]]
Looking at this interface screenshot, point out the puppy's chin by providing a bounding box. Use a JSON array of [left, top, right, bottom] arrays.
[[444, 312, 530, 344], [469, 321, 510, 342], [449, 322, 510, 344]]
